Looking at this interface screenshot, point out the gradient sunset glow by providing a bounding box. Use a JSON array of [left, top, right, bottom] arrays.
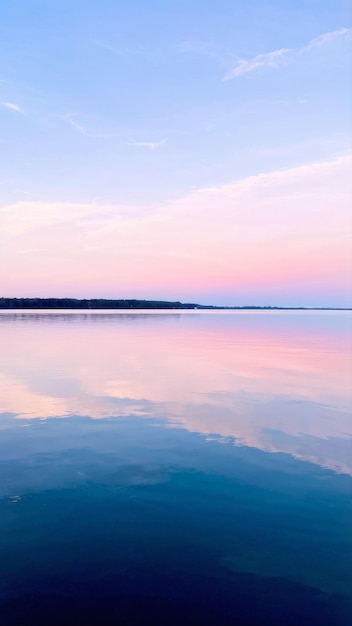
[[1, 1, 351, 306]]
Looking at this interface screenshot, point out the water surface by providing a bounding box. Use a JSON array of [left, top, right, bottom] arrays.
[[0, 311, 351, 625]]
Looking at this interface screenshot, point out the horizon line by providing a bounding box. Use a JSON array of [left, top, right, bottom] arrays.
[[0, 297, 350, 311]]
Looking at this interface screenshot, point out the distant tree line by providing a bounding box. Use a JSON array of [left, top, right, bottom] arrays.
[[0, 298, 200, 310], [0, 298, 345, 310]]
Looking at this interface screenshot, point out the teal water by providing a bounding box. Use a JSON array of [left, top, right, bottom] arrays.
[[0, 312, 351, 625]]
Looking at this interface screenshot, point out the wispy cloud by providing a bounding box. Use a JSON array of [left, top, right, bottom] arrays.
[[0, 102, 22, 113], [131, 139, 166, 151], [68, 118, 86, 134], [92, 39, 158, 60], [92, 39, 138, 58], [62, 114, 86, 134], [225, 27, 351, 80], [1, 152, 350, 305], [225, 49, 290, 79], [16, 248, 43, 254], [178, 40, 229, 64], [59, 113, 125, 140], [303, 27, 351, 52]]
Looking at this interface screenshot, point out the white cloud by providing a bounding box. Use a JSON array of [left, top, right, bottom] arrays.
[[224, 48, 291, 79], [61, 114, 86, 134], [303, 27, 351, 52], [0, 102, 22, 113], [68, 119, 85, 134], [131, 139, 166, 150], [225, 26, 351, 79]]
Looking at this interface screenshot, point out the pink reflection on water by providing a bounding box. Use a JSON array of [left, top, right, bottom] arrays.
[[0, 312, 351, 473]]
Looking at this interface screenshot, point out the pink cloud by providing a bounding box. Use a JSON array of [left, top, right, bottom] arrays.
[[0, 153, 351, 305]]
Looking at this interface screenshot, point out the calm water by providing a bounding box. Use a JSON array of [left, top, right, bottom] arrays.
[[0, 311, 351, 625]]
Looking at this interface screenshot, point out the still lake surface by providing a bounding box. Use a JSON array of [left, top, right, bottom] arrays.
[[0, 311, 351, 625]]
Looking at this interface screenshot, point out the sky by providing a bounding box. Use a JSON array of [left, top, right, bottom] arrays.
[[0, 0, 351, 306]]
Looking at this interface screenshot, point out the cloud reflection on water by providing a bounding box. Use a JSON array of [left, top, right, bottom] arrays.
[[0, 312, 351, 474]]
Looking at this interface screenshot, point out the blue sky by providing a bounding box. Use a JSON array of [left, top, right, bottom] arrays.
[[0, 1, 351, 305]]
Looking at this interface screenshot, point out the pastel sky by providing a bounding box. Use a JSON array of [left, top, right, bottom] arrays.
[[0, 0, 351, 306]]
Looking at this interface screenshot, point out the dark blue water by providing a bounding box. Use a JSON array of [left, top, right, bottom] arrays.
[[0, 312, 351, 625]]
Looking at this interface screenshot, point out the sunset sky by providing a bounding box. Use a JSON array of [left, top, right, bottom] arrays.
[[1, 0, 351, 306]]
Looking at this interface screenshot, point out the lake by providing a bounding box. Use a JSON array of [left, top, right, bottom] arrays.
[[0, 311, 351, 625]]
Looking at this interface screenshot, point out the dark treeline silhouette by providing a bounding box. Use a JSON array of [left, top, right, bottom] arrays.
[[0, 298, 202, 310], [0, 298, 348, 310]]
